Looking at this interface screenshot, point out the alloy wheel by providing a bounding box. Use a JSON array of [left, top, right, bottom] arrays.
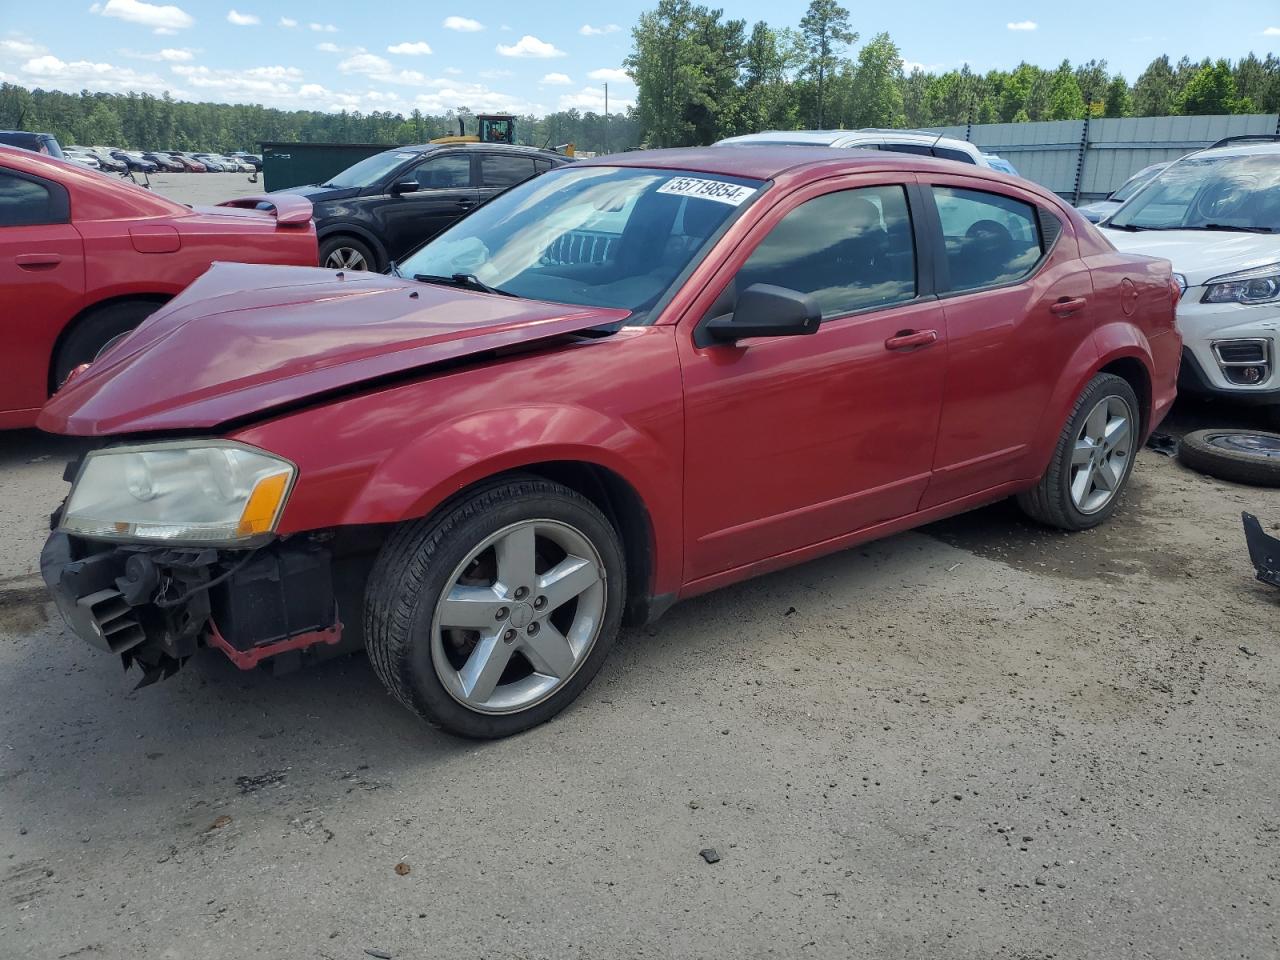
[[323, 246, 369, 270], [1070, 395, 1134, 514], [429, 519, 607, 714]]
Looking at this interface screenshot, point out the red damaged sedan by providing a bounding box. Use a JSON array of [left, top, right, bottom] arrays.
[[0, 146, 316, 429], [39, 147, 1180, 738]]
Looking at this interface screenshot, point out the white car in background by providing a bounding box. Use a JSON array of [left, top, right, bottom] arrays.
[[1100, 137, 1280, 417], [1077, 161, 1172, 223], [62, 147, 102, 170], [715, 129, 1019, 174]]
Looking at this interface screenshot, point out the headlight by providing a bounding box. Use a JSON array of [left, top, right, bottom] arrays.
[[61, 441, 296, 544], [1202, 263, 1280, 305]]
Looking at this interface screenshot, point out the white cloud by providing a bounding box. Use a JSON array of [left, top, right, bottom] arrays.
[[1006, 20, 1037, 31], [316, 42, 342, 53], [1263, 26, 1280, 36], [496, 35, 565, 58], [588, 67, 630, 84], [443, 16, 483, 32], [243, 64, 302, 79], [227, 9, 259, 26], [541, 72, 571, 85], [388, 41, 432, 55], [278, 16, 297, 27], [95, 0, 193, 32], [121, 46, 195, 61], [579, 24, 621, 36], [443, 66, 463, 75], [902, 59, 944, 74], [0, 38, 44, 57], [21, 54, 173, 94], [338, 52, 427, 86], [309, 22, 337, 32], [558, 85, 632, 112]]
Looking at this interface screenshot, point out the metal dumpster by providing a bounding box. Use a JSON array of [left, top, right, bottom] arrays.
[[259, 141, 393, 192]]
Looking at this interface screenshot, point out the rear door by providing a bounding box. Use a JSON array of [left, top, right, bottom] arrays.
[[476, 152, 543, 205], [370, 152, 479, 260], [917, 177, 1093, 507], [0, 167, 85, 427], [678, 176, 947, 582]]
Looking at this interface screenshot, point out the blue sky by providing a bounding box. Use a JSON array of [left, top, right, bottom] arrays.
[[1, 0, 1277, 116]]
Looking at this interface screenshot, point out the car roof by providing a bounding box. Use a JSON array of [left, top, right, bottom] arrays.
[[576, 145, 967, 181], [0, 144, 190, 218], [717, 129, 978, 151], [1194, 141, 1280, 159], [397, 142, 565, 157]]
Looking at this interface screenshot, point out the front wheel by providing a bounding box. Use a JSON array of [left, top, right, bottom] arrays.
[[319, 235, 376, 272], [364, 477, 625, 738], [1018, 373, 1140, 530]]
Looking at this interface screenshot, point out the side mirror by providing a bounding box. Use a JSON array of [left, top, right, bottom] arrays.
[[704, 283, 822, 343], [391, 180, 420, 195]]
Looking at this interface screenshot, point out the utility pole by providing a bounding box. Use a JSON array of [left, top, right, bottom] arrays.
[[604, 83, 609, 154]]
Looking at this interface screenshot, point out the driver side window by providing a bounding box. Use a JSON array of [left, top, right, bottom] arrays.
[[735, 185, 917, 319], [413, 154, 472, 189]]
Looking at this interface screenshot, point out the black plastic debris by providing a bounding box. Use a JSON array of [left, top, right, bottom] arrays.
[[1146, 432, 1178, 457], [699, 848, 721, 864]]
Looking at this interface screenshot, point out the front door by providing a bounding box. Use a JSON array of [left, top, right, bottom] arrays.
[[0, 168, 85, 427], [371, 152, 479, 261], [678, 178, 946, 582]]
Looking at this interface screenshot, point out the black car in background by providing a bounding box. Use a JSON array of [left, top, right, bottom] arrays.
[[110, 150, 159, 173], [273, 142, 570, 271], [0, 130, 63, 157], [142, 151, 184, 172]]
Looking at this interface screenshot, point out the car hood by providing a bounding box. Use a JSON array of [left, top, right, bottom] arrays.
[[1099, 228, 1280, 286], [272, 183, 360, 203], [1075, 199, 1117, 223], [39, 262, 629, 437]]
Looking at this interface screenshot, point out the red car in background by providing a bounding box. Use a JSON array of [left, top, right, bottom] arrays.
[[39, 147, 1180, 738], [0, 146, 316, 429]]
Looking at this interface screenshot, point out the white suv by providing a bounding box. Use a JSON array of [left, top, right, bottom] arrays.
[[715, 129, 1018, 173], [1100, 137, 1280, 415]]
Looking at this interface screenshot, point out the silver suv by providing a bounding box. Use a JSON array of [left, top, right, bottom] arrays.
[[715, 128, 1017, 173]]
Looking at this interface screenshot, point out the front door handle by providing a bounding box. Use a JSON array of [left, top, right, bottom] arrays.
[[1050, 297, 1088, 316], [455, 199, 476, 210], [885, 329, 938, 351], [16, 253, 62, 269]]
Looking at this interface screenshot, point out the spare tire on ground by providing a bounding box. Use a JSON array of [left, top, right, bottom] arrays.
[[1178, 429, 1280, 487]]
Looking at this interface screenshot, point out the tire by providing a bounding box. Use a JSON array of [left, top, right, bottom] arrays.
[[364, 476, 626, 739], [1018, 373, 1141, 530], [319, 234, 376, 272], [1178, 429, 1280, 487], [52, 300, 162, 388]]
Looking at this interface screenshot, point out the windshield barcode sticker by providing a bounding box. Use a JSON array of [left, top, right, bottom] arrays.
[[657, 177, 756, 206]]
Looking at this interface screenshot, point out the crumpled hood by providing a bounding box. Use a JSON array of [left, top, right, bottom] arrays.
[[39, 262, 627, 436], [1100, 227, 1280, 287]]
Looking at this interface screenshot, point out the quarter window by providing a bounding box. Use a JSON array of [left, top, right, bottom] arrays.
[[932, 187, 1042, 292], [0, 172, 58, 227], [736, 185, 917, 318], [480, 154, 538, 187], [414, 154, 472, 189]]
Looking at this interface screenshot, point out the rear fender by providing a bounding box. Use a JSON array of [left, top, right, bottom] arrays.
[[1025, 322, 1154, 475]]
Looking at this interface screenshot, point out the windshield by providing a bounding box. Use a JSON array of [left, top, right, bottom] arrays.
[[1108, 152, 1280, 231], [323, 150, 416, 188], [399, 165, 764, 320], [1110, 163, 1166, 203]]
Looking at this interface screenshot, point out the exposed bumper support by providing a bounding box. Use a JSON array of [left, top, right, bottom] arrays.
[[1242, 512, 1280, 589]]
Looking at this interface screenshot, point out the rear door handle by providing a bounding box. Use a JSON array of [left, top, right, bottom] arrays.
[[1050, 297, 1088, 316], [885, 329, 938, 351], [455, 199, 476, 209], [16, 253, 62, 269]]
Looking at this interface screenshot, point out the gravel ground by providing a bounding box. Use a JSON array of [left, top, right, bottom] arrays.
[[143, 170, 266, 206], [1, 395, 1277, 959]]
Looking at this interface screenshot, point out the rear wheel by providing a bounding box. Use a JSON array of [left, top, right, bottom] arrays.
[[319, 235, 376, 272], [1018, 373, 1140, 530], [52, 300, 162, 388], [364, 477, 625, 738]]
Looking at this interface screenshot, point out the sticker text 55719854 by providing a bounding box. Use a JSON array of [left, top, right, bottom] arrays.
[[656, 177, 757, 206]]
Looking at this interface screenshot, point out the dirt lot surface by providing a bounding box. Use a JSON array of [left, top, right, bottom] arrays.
[[2, 394, 1277, 960]]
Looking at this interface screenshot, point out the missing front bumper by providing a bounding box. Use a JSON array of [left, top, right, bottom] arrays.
[[41, 530, 342, 684]]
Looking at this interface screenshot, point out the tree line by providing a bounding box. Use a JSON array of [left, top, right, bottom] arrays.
[[627, 0, 1280, 147], [2, 0, 1277, 156], [0, 82, 640, 155]]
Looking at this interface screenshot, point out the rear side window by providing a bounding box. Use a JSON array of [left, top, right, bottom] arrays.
[[879, 142, 932, 157], [0, 171, 63, 227], [737, 185, 917, 318], [934, 147, 976, 164], [932, 187, 1042, 293], [414, 154, 472, 189], [480, 154, 538, 188]]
